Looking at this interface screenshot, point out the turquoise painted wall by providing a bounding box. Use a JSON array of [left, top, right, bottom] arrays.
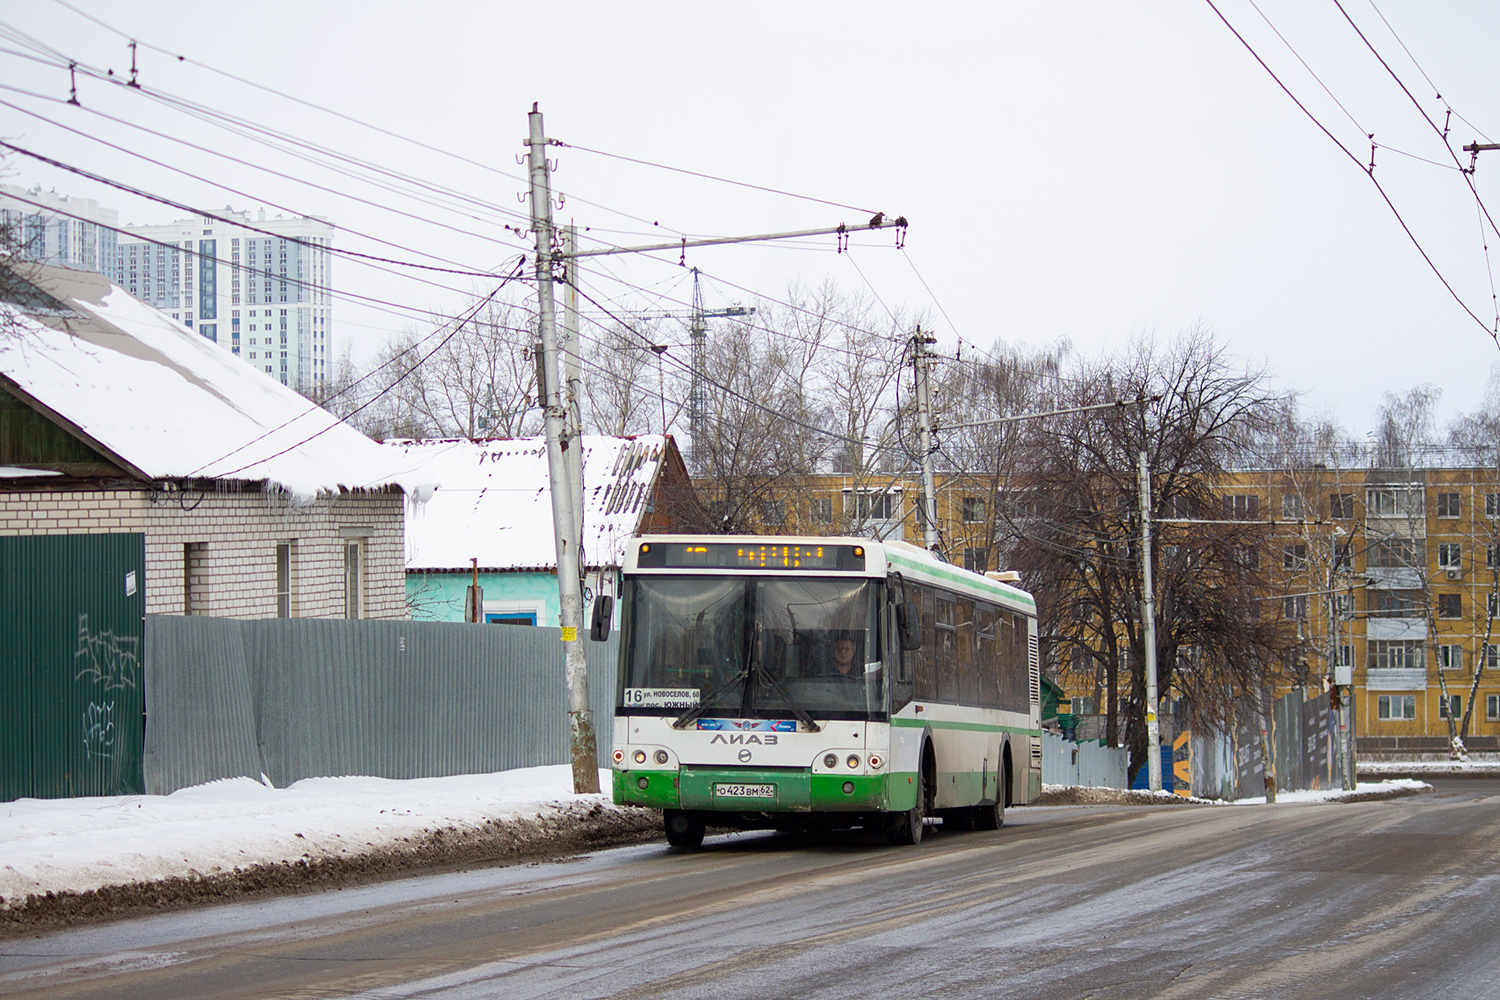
[[407, 570, 618, 627]]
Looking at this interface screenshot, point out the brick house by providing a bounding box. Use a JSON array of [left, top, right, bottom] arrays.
[[0, 262, 421, 618]]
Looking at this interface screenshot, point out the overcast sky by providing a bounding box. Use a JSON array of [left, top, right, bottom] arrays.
[[3, 1, 1498, 436]]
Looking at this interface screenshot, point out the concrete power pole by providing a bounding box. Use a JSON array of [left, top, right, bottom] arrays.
[[912, 328, 941, 556], [526, 105, 598, 795], [561, 224, 584, 545], [1137, 450, 1162, 793]]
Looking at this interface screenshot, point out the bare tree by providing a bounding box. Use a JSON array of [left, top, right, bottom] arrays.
[[1003, 329, 1303, 781]]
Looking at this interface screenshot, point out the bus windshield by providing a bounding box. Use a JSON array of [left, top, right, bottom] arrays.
[[620, 575, 883, 721]]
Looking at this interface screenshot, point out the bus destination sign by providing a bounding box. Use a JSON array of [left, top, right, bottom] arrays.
[[636, 541, 865, 571]]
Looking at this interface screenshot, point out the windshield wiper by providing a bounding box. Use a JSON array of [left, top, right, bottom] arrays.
[[755, 665, 822, 733], [673, 666, 749, 729]]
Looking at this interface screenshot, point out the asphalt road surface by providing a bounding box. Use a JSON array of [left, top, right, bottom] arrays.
[[3, 780, 1499, 999]]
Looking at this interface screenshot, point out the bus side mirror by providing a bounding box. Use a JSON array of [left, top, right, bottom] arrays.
[[896, 602, 922, 651], [590, 595, 613, 641]]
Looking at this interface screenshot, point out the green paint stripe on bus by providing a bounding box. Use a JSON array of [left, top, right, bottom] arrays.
[[892, 717, 1041, 736], [884, 551, 1037, 608]]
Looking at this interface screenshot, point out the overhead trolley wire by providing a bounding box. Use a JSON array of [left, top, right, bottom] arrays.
[[1203, 0, 1499, 347]]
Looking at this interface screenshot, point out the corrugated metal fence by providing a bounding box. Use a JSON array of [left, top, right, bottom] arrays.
[[1040, 731, 1128, 789], [1187, 687, 1338, 800], [144, 616, 619, 795]]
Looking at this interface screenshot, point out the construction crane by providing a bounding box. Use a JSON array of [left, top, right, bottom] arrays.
[[636, 268, 753, 470]]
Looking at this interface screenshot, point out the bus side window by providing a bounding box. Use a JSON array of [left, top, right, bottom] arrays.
[[977, 603, 999, 708], [915, 588, 938, 701], [935, 594, 958, 702], [956, 597, 977, 704]]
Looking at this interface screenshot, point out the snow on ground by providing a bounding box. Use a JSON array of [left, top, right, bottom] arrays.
[[0, 766, 605, 907], [1228, 778, 1431, 806]]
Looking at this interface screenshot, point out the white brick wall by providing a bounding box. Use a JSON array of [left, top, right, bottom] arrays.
[[0, 487, 406, 619]]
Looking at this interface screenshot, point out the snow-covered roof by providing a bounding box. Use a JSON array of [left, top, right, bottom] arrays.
[[386, 435, 677, 571], [0, 264, 420, 498]]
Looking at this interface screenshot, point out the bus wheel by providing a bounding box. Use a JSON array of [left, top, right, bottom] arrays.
[[663, 810, 705, 851], [887, 769, 926, 846], [976, 764, 1007, 831]]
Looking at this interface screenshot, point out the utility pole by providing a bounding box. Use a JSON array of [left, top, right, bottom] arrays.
[[1137, 450, 1162, 793], [527, 105, 598, 795], [529, 106, 907, 793], [562, 224, 584, 544], [912, 328, 941, 556]]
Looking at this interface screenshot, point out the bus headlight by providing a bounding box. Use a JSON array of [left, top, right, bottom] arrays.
[[612, 749, 625, 764], [842, 781, 855, 794], [824, 753, 839, 769], [654, 749, 669, 765], [846, 754, 861, 769], [868, 754, 883, 769], [633, 750, 648, 764]]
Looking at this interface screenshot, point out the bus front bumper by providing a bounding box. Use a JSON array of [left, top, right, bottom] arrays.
[[614, 766, 888, 812]]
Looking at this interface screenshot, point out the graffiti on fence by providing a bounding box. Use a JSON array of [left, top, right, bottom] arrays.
[[82, 701, 116, 760], [73, 612, 140, 693]]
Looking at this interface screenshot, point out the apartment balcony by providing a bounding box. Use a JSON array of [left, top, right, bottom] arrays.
[[1364, 668, 1427, 691]]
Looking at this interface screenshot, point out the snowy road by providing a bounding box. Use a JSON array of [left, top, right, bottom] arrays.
[[2, 780, 1498, 1000]]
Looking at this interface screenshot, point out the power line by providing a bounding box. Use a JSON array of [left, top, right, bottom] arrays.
[[20, 10, 696, 239], [0, 93, 527, 272], [1331, 0, 1500, 331], [1203, 0, 1499, 346], [201, 262, 529, 480], [0, 141, 504, 305], [0, 189, 495, 324]]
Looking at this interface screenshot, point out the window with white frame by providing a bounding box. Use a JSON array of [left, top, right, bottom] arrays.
[[810, 496, 833, 524], [1370, 639, 1424, 669], [1281, 494, 1303, 520], [1283, 544, 1308, 570], [759, 498, 786, 526], [1439, 543, 1462, 570], [961, 497, 986, 523], [1489, 694, 1500, 721], [1283, 595, 1309, 620], [1330, 493, 1355, 519], [1337, 644, 1354, 667], [1367, 487, 1422, 518], [1377, 694, 1417, 720], [1438, 644, 1463, 671], [1437, 492, 1461, 518], [1439, 694, 1462, 719], [1488, 493, 1500, 519]]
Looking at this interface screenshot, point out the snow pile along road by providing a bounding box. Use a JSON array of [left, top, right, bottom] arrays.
[[0, 766, 655, 922]]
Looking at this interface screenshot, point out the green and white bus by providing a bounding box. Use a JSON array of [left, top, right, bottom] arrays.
[[608, 534, 1041, 849]]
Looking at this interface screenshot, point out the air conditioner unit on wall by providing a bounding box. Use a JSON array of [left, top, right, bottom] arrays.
[[1446, 567, 1463, 581]]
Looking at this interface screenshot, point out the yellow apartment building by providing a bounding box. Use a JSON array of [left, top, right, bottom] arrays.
[[714, 463, 1500, 747]]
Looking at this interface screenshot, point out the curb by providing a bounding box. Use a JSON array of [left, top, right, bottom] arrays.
[[0, 802, 662, 936]]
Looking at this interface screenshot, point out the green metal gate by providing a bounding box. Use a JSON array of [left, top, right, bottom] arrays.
[[0, 534, 146, 801]]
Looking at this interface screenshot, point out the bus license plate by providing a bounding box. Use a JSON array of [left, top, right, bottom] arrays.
[[715, 782, 775, 799]]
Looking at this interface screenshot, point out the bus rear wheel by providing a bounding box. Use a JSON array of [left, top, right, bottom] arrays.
[[663, 810, 705, 851], [887, 769, 927, 846]]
